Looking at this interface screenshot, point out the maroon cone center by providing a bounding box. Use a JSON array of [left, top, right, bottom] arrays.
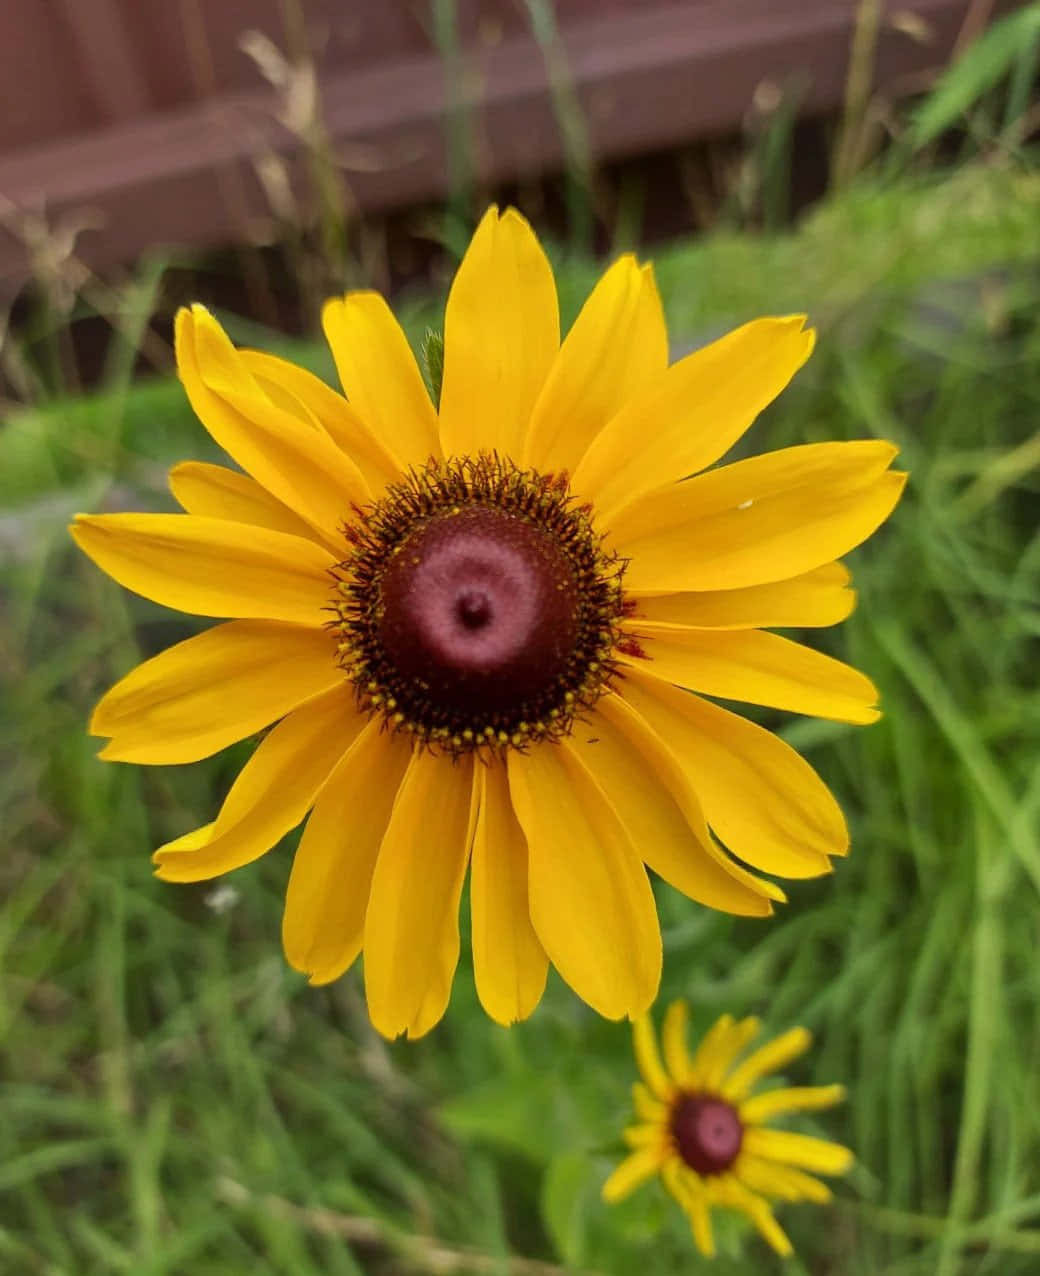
[[671, 1095, 744, 1175], [376, 505, 579, 717]]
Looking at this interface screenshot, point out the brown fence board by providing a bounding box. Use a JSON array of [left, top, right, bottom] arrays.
[[0, 4, 94, 151], [0, 0, 1023, 295], [53, 0, 153, 124]]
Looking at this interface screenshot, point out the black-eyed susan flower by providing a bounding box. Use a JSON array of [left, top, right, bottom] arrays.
[[603, 1001, 852, 1257], [72, 206, 905, 1039]]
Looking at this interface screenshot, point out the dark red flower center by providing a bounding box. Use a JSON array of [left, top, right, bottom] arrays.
[[330, 456, 626, 753], [377, 505, 579, 718], [670, 1094, 744, 1175]]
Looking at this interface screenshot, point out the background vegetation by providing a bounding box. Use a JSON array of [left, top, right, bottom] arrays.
[[2, 5, 1039, 1273]]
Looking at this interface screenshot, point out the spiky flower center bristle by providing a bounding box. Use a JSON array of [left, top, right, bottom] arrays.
[[329, 455, 626, 754], [670, 1094, 744, 1175]]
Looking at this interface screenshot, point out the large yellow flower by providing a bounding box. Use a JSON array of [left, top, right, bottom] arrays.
[[603, 1001, 852, 1258], [72, 207, 904, 1039]]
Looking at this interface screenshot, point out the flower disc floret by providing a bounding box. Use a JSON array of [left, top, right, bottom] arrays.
[[330, 454, 626, 753]]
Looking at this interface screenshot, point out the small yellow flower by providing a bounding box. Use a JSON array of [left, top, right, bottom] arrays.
[[603, 1001, 852, 1258], [71, 206, 904, 1039]]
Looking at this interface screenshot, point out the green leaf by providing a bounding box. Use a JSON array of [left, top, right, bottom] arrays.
[[438, 1072, 578, 1164], [422, 327, 445, 409], [908, 4, 1040, 148], [541, 1150, 594, 1267]]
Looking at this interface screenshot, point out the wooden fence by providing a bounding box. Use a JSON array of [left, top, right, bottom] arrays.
[[0, 0, 1023, 295]]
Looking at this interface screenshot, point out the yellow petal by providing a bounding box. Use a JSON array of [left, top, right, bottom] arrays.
[[623, 1123, 664, 1148], [439, 206, 559, 460], [667, 1164, 718, 1258], [722, 1027, 813, 1100], [690, 1015, 761, 1092], [624, 623, 880, 724], [238, 348, 400, 492], [632, 1012, 673, 1100], [601, 1145, 667, 1203], [687, 1190, 716, 1258], [609, 441, 906, 593], [92, 620, 342, 764], [660, 1000, 694, 1087], [169, 462, 317, 539], [154, 684, 361, 882], [735, 1154, 833, 1203], [629, 562, 855, 629], [232, 349, 325, 422], [588, 693, 782, 910], [687, 1013, 734, 1081], [633, 1082, 667, 1122], [755, 1211, 794, 1258], [470, 761, 549, 1026], [363, 749, 474, 1039], [282, 719, 410, 985], [176, 307, 368, 549], [404, 930, 464, 1041], [576, 316, 815, 520], [617, 673, 847, 878], [71, 513, 333, 625], [522, 256, 666, 475], [715, 1176, 793, 1256], [740, 1085, 846, 1125], [322, 291, 439, 472], [742, 1128, 854, 1176], [508, 742, 661, 1020], [398, 761, 482, 1041]]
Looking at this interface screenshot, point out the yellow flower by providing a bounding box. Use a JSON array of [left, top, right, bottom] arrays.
[[603, 1001, 852, 1258], [71, 206, 904, 1039]]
